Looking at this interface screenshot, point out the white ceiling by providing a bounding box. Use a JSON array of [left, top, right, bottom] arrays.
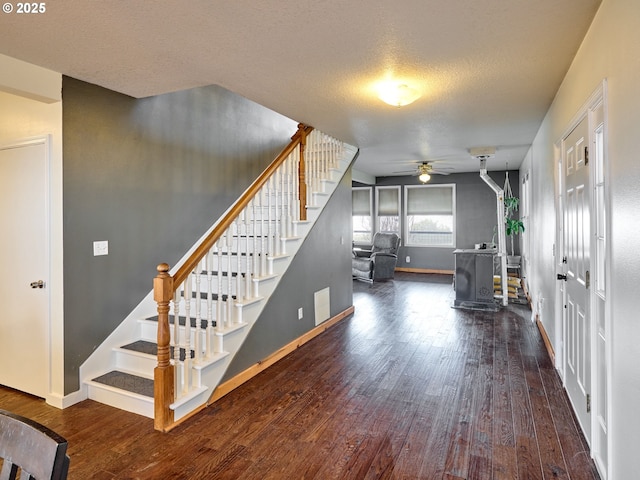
[[0, 0, 601, 177]]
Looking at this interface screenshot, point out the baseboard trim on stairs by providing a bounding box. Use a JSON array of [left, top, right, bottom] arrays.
[[395, 267, 454, 275], [208, 305, 355, 404]]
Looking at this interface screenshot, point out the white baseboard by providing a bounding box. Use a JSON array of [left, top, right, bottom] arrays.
[[46, 385, 87, 409]]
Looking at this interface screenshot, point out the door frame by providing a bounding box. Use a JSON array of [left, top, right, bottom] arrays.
[[554, 80, 610, 479], [0, 135, 52, 399]]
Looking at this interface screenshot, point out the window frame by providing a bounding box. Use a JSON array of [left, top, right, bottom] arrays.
[[403, 183, 456, 248], [375, 185, 401, 236], [352, 186, 373, 245]]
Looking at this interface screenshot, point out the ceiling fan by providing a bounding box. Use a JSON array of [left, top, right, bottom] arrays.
[[393, 162, 452, 183]]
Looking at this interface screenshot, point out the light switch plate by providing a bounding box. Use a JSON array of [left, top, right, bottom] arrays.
[[93, 240, 108, 256]]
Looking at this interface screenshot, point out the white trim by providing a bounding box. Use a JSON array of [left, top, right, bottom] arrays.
[[554, 140, 565, 378], [46, 387, 87, 409], [588, 80, 611, 480]]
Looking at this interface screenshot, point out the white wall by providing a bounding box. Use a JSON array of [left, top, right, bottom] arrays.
[[525, 0, 640, 477], [0, 56, 65, 406]]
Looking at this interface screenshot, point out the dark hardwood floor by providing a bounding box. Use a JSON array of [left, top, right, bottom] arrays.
[[0, 272, 600, 479]]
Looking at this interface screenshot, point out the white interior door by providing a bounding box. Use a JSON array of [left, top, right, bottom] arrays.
[[562, 117, 591, 440], [0, 139, 49, 398]]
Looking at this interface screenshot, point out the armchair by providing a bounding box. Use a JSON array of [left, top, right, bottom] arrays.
[[352, 232, 401, 282]]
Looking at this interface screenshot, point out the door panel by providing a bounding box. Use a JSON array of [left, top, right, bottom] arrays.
[[0, 141, 49, 398], [563, 117, 591, 440]]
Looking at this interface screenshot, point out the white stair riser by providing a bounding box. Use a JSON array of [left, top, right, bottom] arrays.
[[86, 382, 154, 419], [114, 349, 156, 374]]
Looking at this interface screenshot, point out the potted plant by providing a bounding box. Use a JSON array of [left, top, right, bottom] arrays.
[[504, 196, 524, 264]]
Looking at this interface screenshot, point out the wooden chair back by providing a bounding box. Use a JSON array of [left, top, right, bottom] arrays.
[[0, 409, 69, 480]]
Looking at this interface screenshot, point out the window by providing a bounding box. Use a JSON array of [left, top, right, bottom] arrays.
[[376, 186, 400, 235], [352, 187, 372, 244], [404, 184, 455, 247]]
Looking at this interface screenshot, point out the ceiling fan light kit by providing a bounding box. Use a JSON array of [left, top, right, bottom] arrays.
[[418, 172, 431, 183], [418, 164, 432, 183]]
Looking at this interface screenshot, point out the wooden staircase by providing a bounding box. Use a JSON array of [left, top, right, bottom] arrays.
[[82, 126, 356, 427]]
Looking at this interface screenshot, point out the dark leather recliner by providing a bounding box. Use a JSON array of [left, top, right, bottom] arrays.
[[352, 232, 401, 282]]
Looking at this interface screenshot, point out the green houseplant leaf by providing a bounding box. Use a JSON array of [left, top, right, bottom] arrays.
[[504, 196, 520, 217], [506, 218, 525, 236]]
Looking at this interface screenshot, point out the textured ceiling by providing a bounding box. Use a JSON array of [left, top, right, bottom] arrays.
[[0, 0, 601, 177]]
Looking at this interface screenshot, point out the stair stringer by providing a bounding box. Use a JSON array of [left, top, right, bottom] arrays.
[[80, 143, 357, 421]]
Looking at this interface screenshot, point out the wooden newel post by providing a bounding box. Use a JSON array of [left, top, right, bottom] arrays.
[[153, 262, 175, 431], [297, 123, 308, 221]]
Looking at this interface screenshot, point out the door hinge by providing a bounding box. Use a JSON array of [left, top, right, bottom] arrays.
[[562, 256, 567, 264], [584, 145, 589, 165], [585, 270, 590, 289], [586, 393, 591, 413]]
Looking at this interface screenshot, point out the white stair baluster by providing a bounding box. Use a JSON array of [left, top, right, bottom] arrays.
[[173, 284, 184, 398], [225, 229, 234, 325], [252, 199, 259, 278], [278, 162, 284, 241], [285, 153, 292, 238], [182, 275, 192, 395], [206, 251, 214, 357], [234, 218, 243, 304], [313, 136, 318, 182], [243, 207, 252, 299], [267, 177, 274, 274], [194, 264, 202, 365], [259, 188, 267, 277], [274, 171, 281, 256], [172, 290, 182, 398], [291, 147, 299, 225], [216, 240, 223, 331], [219, 235, 228, 330]]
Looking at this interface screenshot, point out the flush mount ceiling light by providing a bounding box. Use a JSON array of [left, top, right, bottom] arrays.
[[377, 82, 421, 107]]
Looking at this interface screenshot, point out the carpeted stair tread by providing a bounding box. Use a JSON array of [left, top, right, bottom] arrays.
[[121, 340, 157, 355], [92, 371, 154, 398], [145, 315, 214, 329], [120, 340, 195, 361]]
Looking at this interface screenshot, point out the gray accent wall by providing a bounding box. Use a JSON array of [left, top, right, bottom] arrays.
[[223, 170, 355, 380], [374, 171, 520, 271], [62, 77, 297, 393]]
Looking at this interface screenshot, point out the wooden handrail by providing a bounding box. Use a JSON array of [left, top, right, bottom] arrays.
[[172, 123, 313, 287]]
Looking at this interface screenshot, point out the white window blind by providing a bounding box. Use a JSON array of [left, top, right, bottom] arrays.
[[377, 187, 399, 215], [406, 186, 453, 215], [352, 188, 371, 215]]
